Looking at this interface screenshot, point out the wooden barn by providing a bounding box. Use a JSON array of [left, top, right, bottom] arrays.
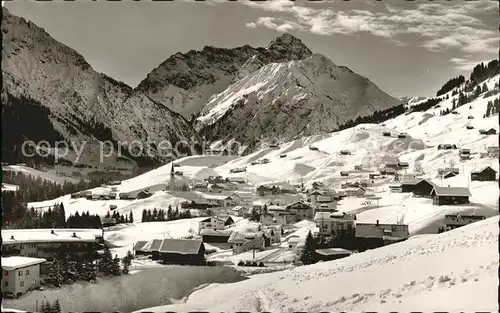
[[479, 128, 497, 135], [158, 239, 205, 265], [399, 176, 421, 192], [200, 229, 232, 244], [413, 179, 438, 197], [471, 166, 497, 181], [430, 187, 471, 206], [141, 239, 163, 260], [382, 131, 391, 137]]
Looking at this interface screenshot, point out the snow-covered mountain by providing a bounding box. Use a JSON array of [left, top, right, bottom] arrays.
[[135, 34, 313, 119], [400, 96, 428, 108], [196, 53, 401, 145], [2, 9, 201, 167]]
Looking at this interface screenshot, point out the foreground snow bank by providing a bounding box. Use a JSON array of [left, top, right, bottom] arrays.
[[136, 216, 499, 312]]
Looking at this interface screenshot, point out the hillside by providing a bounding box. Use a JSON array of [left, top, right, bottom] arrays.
[[135, 33, 312, 119], [1, 9, 201, 168], [137, 215, 499, 312], [27, 74, 499, 241]]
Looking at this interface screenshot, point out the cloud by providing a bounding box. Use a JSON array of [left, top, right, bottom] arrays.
[[450, 57, 493, 71], [240, 1, 499, 56]]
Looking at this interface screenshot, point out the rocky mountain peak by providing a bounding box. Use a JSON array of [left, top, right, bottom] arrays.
[[266, 33, 313, 60]]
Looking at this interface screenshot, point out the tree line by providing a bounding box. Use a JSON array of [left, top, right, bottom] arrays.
[[2, 201, 103, 230], [436, 75, 465, 96], [335, 104, 405, 132], [104, 210, 134, 224], [485, 98, 500, 118], [141, 205, 192, 222]]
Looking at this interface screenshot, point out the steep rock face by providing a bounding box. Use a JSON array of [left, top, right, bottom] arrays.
[[2, 9, 200, 167], [197, 54, 401, 147], [135, 34, 312, 119]]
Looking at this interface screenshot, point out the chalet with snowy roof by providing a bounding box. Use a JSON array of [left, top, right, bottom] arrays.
[[487, 146, 499, 157], [382, 131, 391, 137], [437, 167, 459, 176], [1, 183, 19, 193], [1, 229, 104, 261], [228, 232, 265, 254], [466, 125, 474, 130], [119, 192, 135, 200], [260, 213, 288, 226], [413, 179, 438, 197], [355, 221, 409, 245], [340, 171, 349, 177], [343, 187, 366, 197], [459, 148, 471, 155], [369, 173, 380, 179], [200, 229, 232, 244], [198, 216, 233, 234], [137, 190, 153, 199], [2, 256, 47, 298], [226, 176, 247, 184], [471, 166, 497, 181], [314, 212, 356, 237], [459, 148, 471, 160], [230, 191, 254, 206], [231, 205, 247, 217], [132, 241, 149, 256], [479, 128, 496, 135], [443, 214, 486, 231], [261, 226, 282, 245], [140, 239, 163, 260], [442, 171, 458, 179], [158, 239, 205, 265], [315, 248, 352, 262], [339, 150, 351, 155], [311, 195, 338, 214], [430, 186, 471, 205], [285, 201, 314, 221], [397, 133, 408, 139], [380, 168, 397, 176], [437, 144, 458, 150], [229, 167, 246, 173], [398, 161, 409, 169], [202, 192, 238, 207]]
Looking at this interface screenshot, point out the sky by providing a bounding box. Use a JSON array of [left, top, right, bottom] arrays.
[[4, 0, 499, 98]]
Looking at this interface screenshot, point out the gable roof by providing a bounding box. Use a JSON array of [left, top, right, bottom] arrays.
[[416, 179, 438, 188], [141, 239, 163, 252], [199, 229, 232, 237], [227, 231, 247, 243], [132, 241, 148, 251], [158, 239, 203, 254], [400, 176, 421, 185], [315, 248, 352, 256], [471, 166, 497, 174], [431, 186, 472, 197]]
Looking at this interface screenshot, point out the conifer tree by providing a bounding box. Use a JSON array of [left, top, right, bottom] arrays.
[[53, 299, 62, 313], [141, 209, 147, 222], [300, 231, 317, 265], [49, 257, 64, 287], [99, 247, 114, 275], [129, 211, 134, 223], [111, 255, 122, 276]]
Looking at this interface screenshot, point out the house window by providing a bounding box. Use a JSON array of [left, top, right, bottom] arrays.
[[4, 271, 8, 276], [26, 270, 30, 275], [4, 281, 7, 287], [20, 281, 24, 287], [18, 271, 23, 276]]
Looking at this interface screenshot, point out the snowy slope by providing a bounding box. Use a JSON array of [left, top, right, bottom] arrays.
[[137, 216, 499, 312], [28, 75, 499, 255]]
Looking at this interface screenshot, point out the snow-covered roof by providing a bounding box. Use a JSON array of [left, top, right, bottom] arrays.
[[141, 239, 163, 252], [2, 228, 102, 244], [132, 241, 149, 251], [315, 248, 352, 256], [2, 256, 47, 270], [314, 212, 355, 222], [431, 187, 472, 197], [199, 229, 232, 237], [471, 166, 497, 174], [1, 183, 19, 192], [400, 176, 421, 185], [158, 239, 203, 254]]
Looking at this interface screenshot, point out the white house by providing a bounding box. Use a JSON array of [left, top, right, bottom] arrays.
[[2, 256, 47, 298], [230, 191, 254, 207], [231, 205, 247, 217], [262, 226, 282, 245], [197, 216, 234, 234], [314, 212, 356, 236], [227, 232, 265, 254]]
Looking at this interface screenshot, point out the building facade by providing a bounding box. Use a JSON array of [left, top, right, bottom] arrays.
[[2, 257, 47, 298]]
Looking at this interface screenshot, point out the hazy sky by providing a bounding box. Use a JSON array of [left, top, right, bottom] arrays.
[[5, 0, 499, 97]]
